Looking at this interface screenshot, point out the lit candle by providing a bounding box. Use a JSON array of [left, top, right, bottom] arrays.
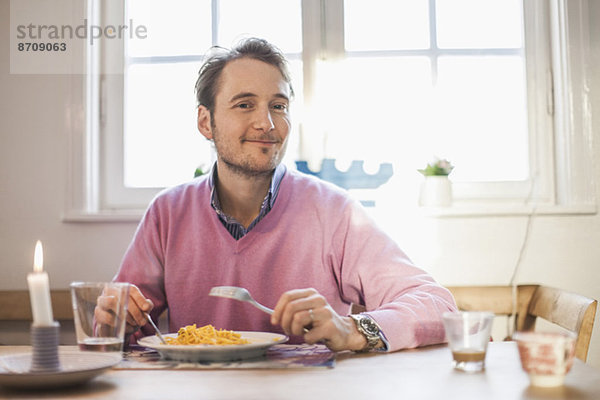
[[27, 241, 54, 326]]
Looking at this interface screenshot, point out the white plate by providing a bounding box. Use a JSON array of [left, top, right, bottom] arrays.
[[0, 350, 121, 389], [138, 331, 288, 362]]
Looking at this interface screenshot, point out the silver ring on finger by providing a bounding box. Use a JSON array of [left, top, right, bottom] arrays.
[[309, 308, 314, 322]]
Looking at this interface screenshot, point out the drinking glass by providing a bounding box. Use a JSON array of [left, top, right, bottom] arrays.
[[442, 311, 494, 372], [70, 282, 130, 353]]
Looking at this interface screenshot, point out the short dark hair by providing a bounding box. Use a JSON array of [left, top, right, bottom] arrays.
[[194, 37, 294, 110]]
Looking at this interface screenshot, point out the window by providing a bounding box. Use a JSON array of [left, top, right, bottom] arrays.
[[65, 0, 595, 220], [99, 0, 303, 208], [123, 0, 303, 189], [304, 0, 544, 207]]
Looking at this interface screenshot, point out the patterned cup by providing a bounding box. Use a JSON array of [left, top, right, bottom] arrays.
[[514, 331, 576, 387]]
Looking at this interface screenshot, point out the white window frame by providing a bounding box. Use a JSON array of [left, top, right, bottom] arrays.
[[64, 0, 596, 222]]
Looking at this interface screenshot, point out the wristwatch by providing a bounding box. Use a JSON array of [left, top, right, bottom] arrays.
[[349, 314, 382, 351]]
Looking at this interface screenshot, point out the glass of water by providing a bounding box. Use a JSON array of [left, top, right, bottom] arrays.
[[70, 282, 130, 353]]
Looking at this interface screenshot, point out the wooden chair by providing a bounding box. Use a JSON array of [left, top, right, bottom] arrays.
[[447, 285, 597, 362]]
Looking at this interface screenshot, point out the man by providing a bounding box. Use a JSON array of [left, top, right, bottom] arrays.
[[111, 37, 457, 352]]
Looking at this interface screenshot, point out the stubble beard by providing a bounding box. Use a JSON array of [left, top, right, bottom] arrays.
[[210, 116, 287, 179]]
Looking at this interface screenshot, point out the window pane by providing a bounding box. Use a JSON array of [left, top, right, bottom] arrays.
[[435, 56, 528, 181], [312, 55, 528, 183], [436, 0, 523, 49], [344, 0, 430, 51], [313, 57, 432, 165], [124, 62, 213, 188], [218, 0, 302, 53], [126, 0, 212, 57]]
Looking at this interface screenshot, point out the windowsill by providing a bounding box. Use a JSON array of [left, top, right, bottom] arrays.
[[62, 210, 145, 223], [417, 203, 597, 218], [62, 202, 597, 223]]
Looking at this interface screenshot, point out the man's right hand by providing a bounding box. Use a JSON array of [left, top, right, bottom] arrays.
[[94, 283, 154, 334]]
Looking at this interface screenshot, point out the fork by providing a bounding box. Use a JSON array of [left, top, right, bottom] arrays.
[[209, 286, 311, 333], [145, 313, 167, 344], [208, 286, 274, 315]]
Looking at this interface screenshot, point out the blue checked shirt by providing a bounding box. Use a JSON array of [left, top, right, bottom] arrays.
[[209, 163, 286, 240]]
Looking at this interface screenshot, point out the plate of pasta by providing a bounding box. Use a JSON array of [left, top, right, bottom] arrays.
[[137, 324, 288, 362]]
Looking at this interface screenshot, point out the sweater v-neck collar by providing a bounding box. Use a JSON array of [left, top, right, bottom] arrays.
[[208, 166, 291, 253]]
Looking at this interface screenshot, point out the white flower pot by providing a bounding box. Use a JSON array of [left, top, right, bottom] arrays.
[[419, 176, 452, 207]]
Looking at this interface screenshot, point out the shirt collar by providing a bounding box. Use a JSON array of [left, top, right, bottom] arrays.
[[209, 162, 286, 215]]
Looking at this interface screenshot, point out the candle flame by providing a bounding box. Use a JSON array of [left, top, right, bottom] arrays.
[[34, 240, 43, 273]]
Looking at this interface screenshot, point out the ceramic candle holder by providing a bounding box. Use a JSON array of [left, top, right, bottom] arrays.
[[30, 322, 61, 373]]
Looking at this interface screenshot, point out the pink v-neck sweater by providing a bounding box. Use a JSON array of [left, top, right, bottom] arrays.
[[115, 169, 456, 351]]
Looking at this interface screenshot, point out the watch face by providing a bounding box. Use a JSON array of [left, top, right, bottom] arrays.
[[360, 318, 379, 336]]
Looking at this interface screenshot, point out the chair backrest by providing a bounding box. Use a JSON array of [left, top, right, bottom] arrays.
[[522, 286, 597, 361], [0, 290, 73, 321], [447, 285, 597, 362]]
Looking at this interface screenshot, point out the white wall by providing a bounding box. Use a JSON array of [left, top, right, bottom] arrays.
[[1, 0, 599, 367], [0, 1, 136, 287]]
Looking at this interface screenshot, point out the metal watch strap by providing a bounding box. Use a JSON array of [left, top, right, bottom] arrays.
[[349, 314, 381, 351]]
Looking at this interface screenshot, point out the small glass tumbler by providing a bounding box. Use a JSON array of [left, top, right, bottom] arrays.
[[442, 311, 494, 373], [70, 282, 130, 353]]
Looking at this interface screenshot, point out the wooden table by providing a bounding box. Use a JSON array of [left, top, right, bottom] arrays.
[[1, 342, 599, 399]]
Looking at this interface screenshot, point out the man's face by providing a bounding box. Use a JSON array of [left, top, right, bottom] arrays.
[[199, 57, 292, 177]]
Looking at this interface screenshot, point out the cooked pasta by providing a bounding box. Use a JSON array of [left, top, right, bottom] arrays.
[[165, 324, 249, 346]]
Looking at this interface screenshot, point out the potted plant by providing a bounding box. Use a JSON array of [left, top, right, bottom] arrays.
[[194, 163, 209, 178], [418, 158, 454, 207]]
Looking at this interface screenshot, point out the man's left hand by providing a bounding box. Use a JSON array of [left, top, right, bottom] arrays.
[[270, 288, 367, 352]]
